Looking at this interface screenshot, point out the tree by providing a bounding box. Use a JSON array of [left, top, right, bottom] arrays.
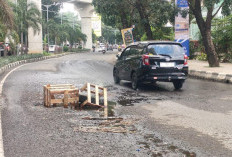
[[12, 0, 41, 51], [0, 0, 14, 43], [187, 0, 232, 67], [0, 0, 14, 29], [212, 15, 232, 62], [92, 0, 132, 29], [93, 0, 175, 41]]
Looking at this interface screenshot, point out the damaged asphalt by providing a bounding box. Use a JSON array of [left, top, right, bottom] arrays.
[[1, 52, 232, 157]]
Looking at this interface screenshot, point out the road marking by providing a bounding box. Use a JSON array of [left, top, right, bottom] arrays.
[[0, 64, 27, 157]]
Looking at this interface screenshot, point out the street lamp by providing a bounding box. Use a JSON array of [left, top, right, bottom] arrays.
[[42, 3, 57, 45]]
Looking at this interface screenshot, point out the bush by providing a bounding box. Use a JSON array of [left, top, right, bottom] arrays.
[[69, 48, 90, 53], [43, 51, 51, 56], [196, 53, 207, 61], [63, 46, 69, 52], [0, 54, 43, 68]]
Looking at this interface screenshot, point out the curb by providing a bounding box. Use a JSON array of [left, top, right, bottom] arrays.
[[189, 70, 232, 84], [0, 53, 71, 76]]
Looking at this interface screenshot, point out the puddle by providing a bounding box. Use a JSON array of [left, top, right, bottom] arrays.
[[142, 134, 197, 157]]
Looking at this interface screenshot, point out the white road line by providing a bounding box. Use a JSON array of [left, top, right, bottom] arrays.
[[0, 64, 28, 157]]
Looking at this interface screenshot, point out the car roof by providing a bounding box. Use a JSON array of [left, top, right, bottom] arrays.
[[129, 41, 182, 47]]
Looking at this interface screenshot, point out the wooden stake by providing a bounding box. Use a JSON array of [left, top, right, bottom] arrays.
[[64, 90, 69, 108], [104, 88, 108, 118], [87, 83, 91, 103], [95, 85, 99, 105]]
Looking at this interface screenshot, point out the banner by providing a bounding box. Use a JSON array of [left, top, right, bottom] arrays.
[[175, 0, 190, 56], [92, 13, 102, 37], [121, 28, 134, 46]]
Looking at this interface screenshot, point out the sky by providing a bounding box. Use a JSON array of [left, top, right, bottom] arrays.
[[60, 3, 78, 16]]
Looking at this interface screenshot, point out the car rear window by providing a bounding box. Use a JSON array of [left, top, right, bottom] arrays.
[[147, 44, 185, 58]]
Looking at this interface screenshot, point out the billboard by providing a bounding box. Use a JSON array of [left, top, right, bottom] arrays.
[[121, 28, 134, 46], [175, 0, 190, 56], [92, 13, 102, 37]]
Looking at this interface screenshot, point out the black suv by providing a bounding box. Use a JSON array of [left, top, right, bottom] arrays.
[[113, 41, 188, 90]]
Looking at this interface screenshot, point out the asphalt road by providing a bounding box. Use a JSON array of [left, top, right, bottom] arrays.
[[1, 52, 232, 157]]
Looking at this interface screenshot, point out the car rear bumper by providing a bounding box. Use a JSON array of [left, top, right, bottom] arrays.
[[142, 75, 187, 82]]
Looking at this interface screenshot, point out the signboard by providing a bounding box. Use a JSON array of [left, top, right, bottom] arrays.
[[121, 28, 134, 46], [175, 0, 190, 56], [92, 13, 102, 37]]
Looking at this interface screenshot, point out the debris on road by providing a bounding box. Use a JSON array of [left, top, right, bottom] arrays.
[[43, 84, 79, 108], [82, 117, 123, 121], [74, 118, 137, 134], [80, 83, 108, 117], [43, 83, 109, 117]]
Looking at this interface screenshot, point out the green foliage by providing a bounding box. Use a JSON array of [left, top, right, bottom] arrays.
[[78, 45, 82, 49], [63, 46, 68, 52], [0, 22, 7, 42], [0, 54, 43, 68], [93, 0, 175, 40], [92, 30, 97, 43], [43, 12, 86, 46], [196, 53, 207, 61], [69, 48, 90, 53], [11, 0, 41, 46], [43, 51, 51, 56], [212, 16, 232, 62], [0, 0, 14, 29]]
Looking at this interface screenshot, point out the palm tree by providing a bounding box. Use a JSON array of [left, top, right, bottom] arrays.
[[12, 0, 41, 52], [0, 0, 14, 29]]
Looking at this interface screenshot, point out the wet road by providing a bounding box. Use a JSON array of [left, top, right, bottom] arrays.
[[1, 52, 232, 157]]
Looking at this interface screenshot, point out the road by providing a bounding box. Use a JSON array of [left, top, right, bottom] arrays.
[[1, 52, 232, 157]]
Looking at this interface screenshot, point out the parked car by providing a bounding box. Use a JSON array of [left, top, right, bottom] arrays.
[[49, 45, 58, 52], [0, 42, 6, 56], [113, 41, 189, 90]]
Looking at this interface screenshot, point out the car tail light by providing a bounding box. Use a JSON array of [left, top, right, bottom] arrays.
[[184, 55, 188, 66], [142, 55, 150, 65]]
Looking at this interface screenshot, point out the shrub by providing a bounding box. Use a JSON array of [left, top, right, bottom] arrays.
[[196, 53, 207, 61], [63, 46, 69, 52]]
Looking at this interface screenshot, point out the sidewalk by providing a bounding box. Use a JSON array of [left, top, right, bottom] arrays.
[[188, 60, 232, 83]]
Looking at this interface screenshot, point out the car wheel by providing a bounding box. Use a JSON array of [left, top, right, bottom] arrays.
[[173, 80, 184, 90], [113, 69, 120, 84], [131, 73, 139, 90]]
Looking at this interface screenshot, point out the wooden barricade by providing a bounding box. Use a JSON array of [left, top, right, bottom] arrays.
[[80, 83, 108, 117], [44, 84, 79, 108]]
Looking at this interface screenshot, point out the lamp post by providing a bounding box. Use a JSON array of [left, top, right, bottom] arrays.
[[42, 3, 55, 45]]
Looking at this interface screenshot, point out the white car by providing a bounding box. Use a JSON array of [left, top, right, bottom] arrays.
[[98, 43, 106, 53], [49, 45, 56, 52]]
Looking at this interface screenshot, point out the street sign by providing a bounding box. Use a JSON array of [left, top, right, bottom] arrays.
[[175, 0, 190, 56], [121, 28, 134, 46]]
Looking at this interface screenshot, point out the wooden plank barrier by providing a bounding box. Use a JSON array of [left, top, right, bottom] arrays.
[[44, 84, 79, 108], [80, 83, 108, 117]]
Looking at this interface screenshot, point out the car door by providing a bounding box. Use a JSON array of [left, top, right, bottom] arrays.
[[117, 47, 131, 80], [116, 48, 128, 79]]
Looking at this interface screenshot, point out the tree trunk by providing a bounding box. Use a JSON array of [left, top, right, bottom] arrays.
[[189, 0, 220, 67], [135, 0, 153, 40], [21, 32, 24, 55], [200, 29, 220, 67]]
